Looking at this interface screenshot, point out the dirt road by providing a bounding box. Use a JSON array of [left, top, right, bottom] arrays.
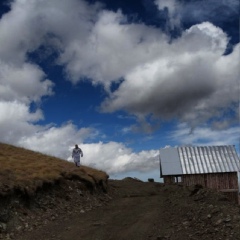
[[18, 179, 240, 240], [18, 179, 165, 240], [27, 194, 162, 240]]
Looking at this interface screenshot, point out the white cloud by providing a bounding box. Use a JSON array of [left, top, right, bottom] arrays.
[[0, 0, 46, 64], [0, 101, 99, 161], [58, 9, 168, 88], [76, 142, 159, 174], [0, 101, 43, 143], [170, 123, 240, 147], [19, 124, 97, 159], [0, 0, 169, 88], [0, 61, 53, 103], [1, 0, 237, 132], [100, 23, 239, 130], [180, 22, 228, 54]]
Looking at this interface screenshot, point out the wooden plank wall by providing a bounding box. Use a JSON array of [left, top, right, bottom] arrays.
[[182, 172, 239, 204], [163, 176, 175, 184], [182, 172, 238, 189], [182, 174, 205, 186]]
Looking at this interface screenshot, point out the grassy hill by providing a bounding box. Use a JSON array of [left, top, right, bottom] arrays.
[[0, 143, 109, 196]]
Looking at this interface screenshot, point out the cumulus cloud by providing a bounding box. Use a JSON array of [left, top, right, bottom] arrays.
[[58, 9, 169, 88], [76, 142, 159, 174], [0, 101, 43, 144], [170, 123, 240, 147], [0, 61, 53, 103], [101, 22, 239, 130], [0, 0, 167, 87], [19, 124, 97, 159], [1, 0, 237, 132], [0, 100, 99, 159]]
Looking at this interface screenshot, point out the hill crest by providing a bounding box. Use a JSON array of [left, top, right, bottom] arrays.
[[0, 142, 109, 196]]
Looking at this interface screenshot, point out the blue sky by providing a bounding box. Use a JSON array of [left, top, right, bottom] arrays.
[[0, 0, 239, 181]]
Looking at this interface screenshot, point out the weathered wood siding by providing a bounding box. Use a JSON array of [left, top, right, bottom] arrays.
[[182, 172, 239, 204], [163, 176, 175, 184]]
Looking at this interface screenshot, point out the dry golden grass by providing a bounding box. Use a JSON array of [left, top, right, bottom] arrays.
[[0, 143, 108, 195]]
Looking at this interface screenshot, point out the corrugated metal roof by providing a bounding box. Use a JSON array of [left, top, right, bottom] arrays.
[[160, 147, 182, 175], [160, 145, 240, 176]]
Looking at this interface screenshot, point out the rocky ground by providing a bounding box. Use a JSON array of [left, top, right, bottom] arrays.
[[1, 178, 240, 240]]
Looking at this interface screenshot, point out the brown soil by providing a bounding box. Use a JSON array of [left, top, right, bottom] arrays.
[[1, 178, 240, 240]]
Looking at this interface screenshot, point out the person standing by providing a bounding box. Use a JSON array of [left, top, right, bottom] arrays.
[[72, 144, 83, 167]]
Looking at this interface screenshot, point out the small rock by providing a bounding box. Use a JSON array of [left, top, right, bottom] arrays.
[[224, 217, 231, 223], [16, 226, 22, 231], [5, 234, 10, 240], [19, 217, 24, 222], [215, 219, 223, 225], [182, 221, 190, 226], [0, 223, 7, 232]]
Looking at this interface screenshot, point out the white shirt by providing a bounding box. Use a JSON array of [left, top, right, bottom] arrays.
[[72, 148, 83, 158]]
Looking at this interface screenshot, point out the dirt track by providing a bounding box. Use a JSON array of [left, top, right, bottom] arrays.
[[18, 179, 240, 240]]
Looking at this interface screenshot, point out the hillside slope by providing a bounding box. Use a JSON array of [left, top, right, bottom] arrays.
[[0, 143, 108, 195], [0, 143, 109, 238]]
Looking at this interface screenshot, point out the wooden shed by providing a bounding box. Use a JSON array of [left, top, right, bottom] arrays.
[[159, 145, 240, 204]]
